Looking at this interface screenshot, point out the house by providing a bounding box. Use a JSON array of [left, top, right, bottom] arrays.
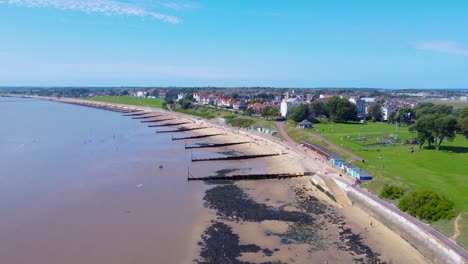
[[193, 93, 214, 105], [215, 97, 233, 108], [319, 94, 333, 99], [298, 119, 314, 129], [248, 102, 267, 115], [232, 101, 246, 111]]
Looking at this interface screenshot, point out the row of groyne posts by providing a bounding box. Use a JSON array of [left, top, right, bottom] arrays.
[[64, 100, 315, 181]]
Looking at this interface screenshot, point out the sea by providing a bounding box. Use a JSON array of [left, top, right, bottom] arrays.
[[0, 97, 221, 263]]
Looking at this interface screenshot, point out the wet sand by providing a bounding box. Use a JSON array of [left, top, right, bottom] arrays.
[[4, 97, 430, 263]]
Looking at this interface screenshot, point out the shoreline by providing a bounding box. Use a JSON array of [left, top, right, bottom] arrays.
[[22, 96, 465, 263]]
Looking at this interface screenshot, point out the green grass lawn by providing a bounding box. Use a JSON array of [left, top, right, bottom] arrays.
[[431, 100, 468, 110], [286, 121, 468, 248], [84, 96, 164, 108]]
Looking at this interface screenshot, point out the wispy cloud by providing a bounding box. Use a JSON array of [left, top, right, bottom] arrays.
[[154, 1, 199, 10], [3, 0, 182, 24], [410, 41, 468, 56]]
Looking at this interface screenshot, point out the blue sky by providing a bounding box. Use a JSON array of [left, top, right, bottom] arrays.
[[1, 0, 467, 88]]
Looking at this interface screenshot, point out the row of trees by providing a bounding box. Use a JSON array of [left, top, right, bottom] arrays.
[[287, 97, 359, 123]]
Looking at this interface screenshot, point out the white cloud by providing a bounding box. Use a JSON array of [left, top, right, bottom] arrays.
[[154, 1, 199, 10], [411, 41, 468, 56], [3, 0, 182, 24]]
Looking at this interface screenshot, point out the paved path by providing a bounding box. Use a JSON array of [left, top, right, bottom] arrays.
[[275, 121, 468, 262]]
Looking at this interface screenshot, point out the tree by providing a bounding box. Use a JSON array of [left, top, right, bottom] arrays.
[[335, 100, 357, 122], [379, 185, 405, 200], [290, 105, 309, 122], [398, 190, 455, 221], [245, 107, 254, 116], [326, 97, 357, 122], [432, 115, 459, 150], [411, 114, 459, 150], [310, 100, 329, 117], [230, 93, 239, 100], [458, 107, 468, 139], [261, 106, 278, 119], [388, 111, 397, 124], [396, 107, 415, 125], [410, 115, 435, 149], [326, 96, 341, 118], [366, 104, 383, 122], [268, 106, 279, 117], [415, 103, 453, 119]]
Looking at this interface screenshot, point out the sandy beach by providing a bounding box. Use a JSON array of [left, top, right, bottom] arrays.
[[31, 97, 430, 263]]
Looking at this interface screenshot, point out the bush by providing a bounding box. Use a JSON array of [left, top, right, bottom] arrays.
[[379, 185, 405, 200], [398, 190, 455, 221], [227, 118, 254, 128]]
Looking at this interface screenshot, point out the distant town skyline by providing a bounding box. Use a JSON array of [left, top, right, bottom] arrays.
[[1, 0, 468, 88]]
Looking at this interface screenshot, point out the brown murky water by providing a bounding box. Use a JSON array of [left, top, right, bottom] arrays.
[[0, 98, 267, 264]]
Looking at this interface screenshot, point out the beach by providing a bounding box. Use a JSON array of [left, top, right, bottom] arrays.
[[1, 96, 428, 263]]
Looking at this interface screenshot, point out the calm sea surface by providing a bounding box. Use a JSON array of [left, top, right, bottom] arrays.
[[0, 97, 217, 263]]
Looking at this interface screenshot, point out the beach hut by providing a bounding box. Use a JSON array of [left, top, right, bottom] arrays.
[[330, 154, 344, 168], [298, 119, 314, 129]]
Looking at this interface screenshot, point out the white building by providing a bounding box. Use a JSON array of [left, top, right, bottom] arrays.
[[381, 107, 396, 121], [460, 96, 468, 101], [135, 91, 145, 98], [280, 99, 302, 117], [362, 97, 376, 103], [280, 99, 288, 117], [177, 93, 184, 102]]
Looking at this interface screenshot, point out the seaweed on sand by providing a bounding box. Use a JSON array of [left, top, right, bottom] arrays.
[[197, 221, 273, 264], [203, 184, 313, 223]]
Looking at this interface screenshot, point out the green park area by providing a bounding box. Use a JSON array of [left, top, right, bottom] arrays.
[[284, 121, 467, 247], [84, 96, 164, 108]]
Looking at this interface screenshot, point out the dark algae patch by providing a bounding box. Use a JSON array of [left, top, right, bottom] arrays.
[[203, 184, 312, 223], [199, 183, 385, 263], [197, 221, 275, 264]]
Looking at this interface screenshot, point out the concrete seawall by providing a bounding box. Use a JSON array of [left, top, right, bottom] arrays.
[[334, 179, 465, 264]]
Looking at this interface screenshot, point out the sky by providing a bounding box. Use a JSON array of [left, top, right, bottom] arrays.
[[0, 0, 467, 88]]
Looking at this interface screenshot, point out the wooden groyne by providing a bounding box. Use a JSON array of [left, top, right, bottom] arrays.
[[142, 118, 176, 123], [132, 115, 163, 119], [191, 153, 281, 162], [123, 112, 150, 117], [149, 122, 191, 127], [188, 172, 315, 181], [185, 142, 250, 149], [65, 101, 134, 113], [156, 127, 208, 133], [172, 133, 225, 141]]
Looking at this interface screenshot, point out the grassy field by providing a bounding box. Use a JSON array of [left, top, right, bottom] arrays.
[[84, 96, 164, 108], [285, 121, 468, 248], [431, 100, 468, 110]]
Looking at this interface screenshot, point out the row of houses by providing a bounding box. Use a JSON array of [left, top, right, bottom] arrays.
[[301, 141, 372, 181]]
